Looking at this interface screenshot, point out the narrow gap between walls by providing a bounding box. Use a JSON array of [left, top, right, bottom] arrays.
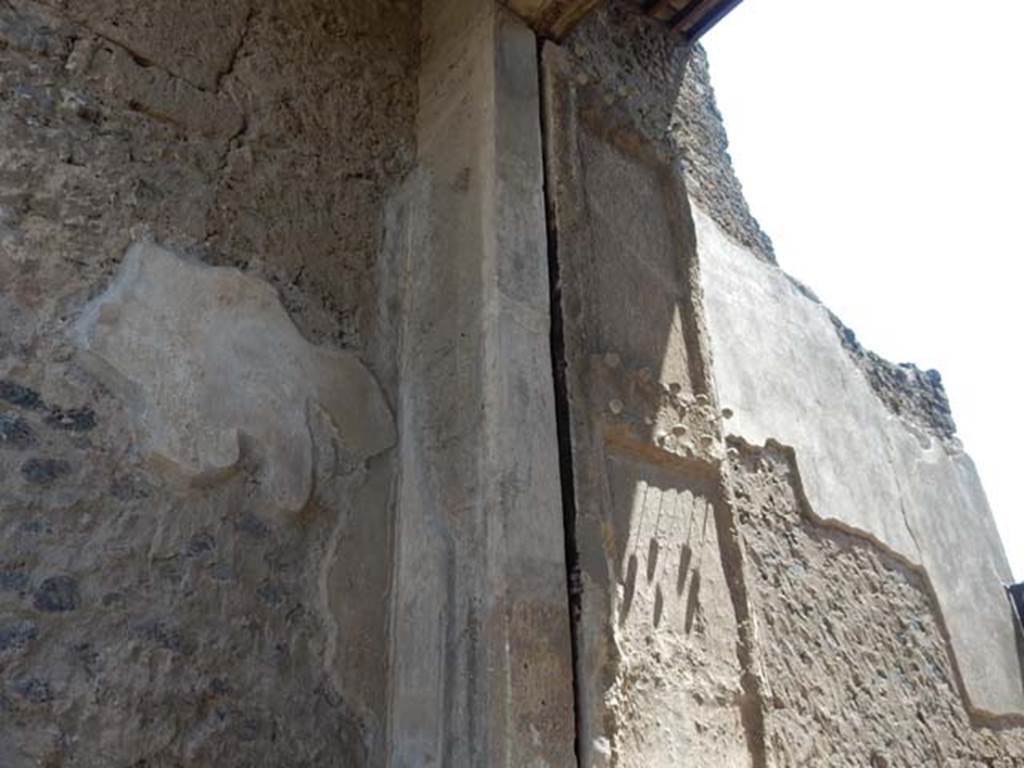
[[536, 36, 584, 768]]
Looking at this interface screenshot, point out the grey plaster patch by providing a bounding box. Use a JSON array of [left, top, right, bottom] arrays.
[[73, 242, 395, 511]]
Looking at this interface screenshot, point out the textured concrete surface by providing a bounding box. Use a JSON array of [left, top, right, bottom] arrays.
[[697, 205, 1024, 717]]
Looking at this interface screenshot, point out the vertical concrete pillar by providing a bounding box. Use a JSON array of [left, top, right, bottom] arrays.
[[385, 2, 576, 765]]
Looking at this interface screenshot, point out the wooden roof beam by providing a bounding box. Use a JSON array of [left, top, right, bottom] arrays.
[[503, 0, 603, 40], [503, 0, 744, 44], [645, 0, 744, 44]]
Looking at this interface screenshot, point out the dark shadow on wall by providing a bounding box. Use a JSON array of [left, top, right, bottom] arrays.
[[1013, 602, 1024, 703]]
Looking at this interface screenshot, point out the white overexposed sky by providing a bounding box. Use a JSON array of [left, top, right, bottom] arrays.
[[702, 1, 1024, 578]]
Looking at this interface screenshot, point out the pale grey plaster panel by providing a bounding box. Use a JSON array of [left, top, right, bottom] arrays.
[[696, 207, 1024, 716]]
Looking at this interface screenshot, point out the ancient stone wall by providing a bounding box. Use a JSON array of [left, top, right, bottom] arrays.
[[550, 1, 1024, 765], [3, 0, 1021, 765], [0, 1, 418, 765]]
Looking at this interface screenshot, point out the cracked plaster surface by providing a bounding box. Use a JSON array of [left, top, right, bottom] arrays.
[[74, 242, 395, 511]]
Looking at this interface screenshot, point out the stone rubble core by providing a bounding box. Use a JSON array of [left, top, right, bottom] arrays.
[[1, 0, 1021, 766]]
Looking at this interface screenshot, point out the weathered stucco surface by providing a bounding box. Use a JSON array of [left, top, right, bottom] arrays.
[[0, 0, 417, 764], [696, 205, 1024, 717], [730, 441, 1024, 766]]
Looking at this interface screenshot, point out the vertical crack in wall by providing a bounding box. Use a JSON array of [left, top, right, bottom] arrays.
[[537, 37, 584, 768]]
